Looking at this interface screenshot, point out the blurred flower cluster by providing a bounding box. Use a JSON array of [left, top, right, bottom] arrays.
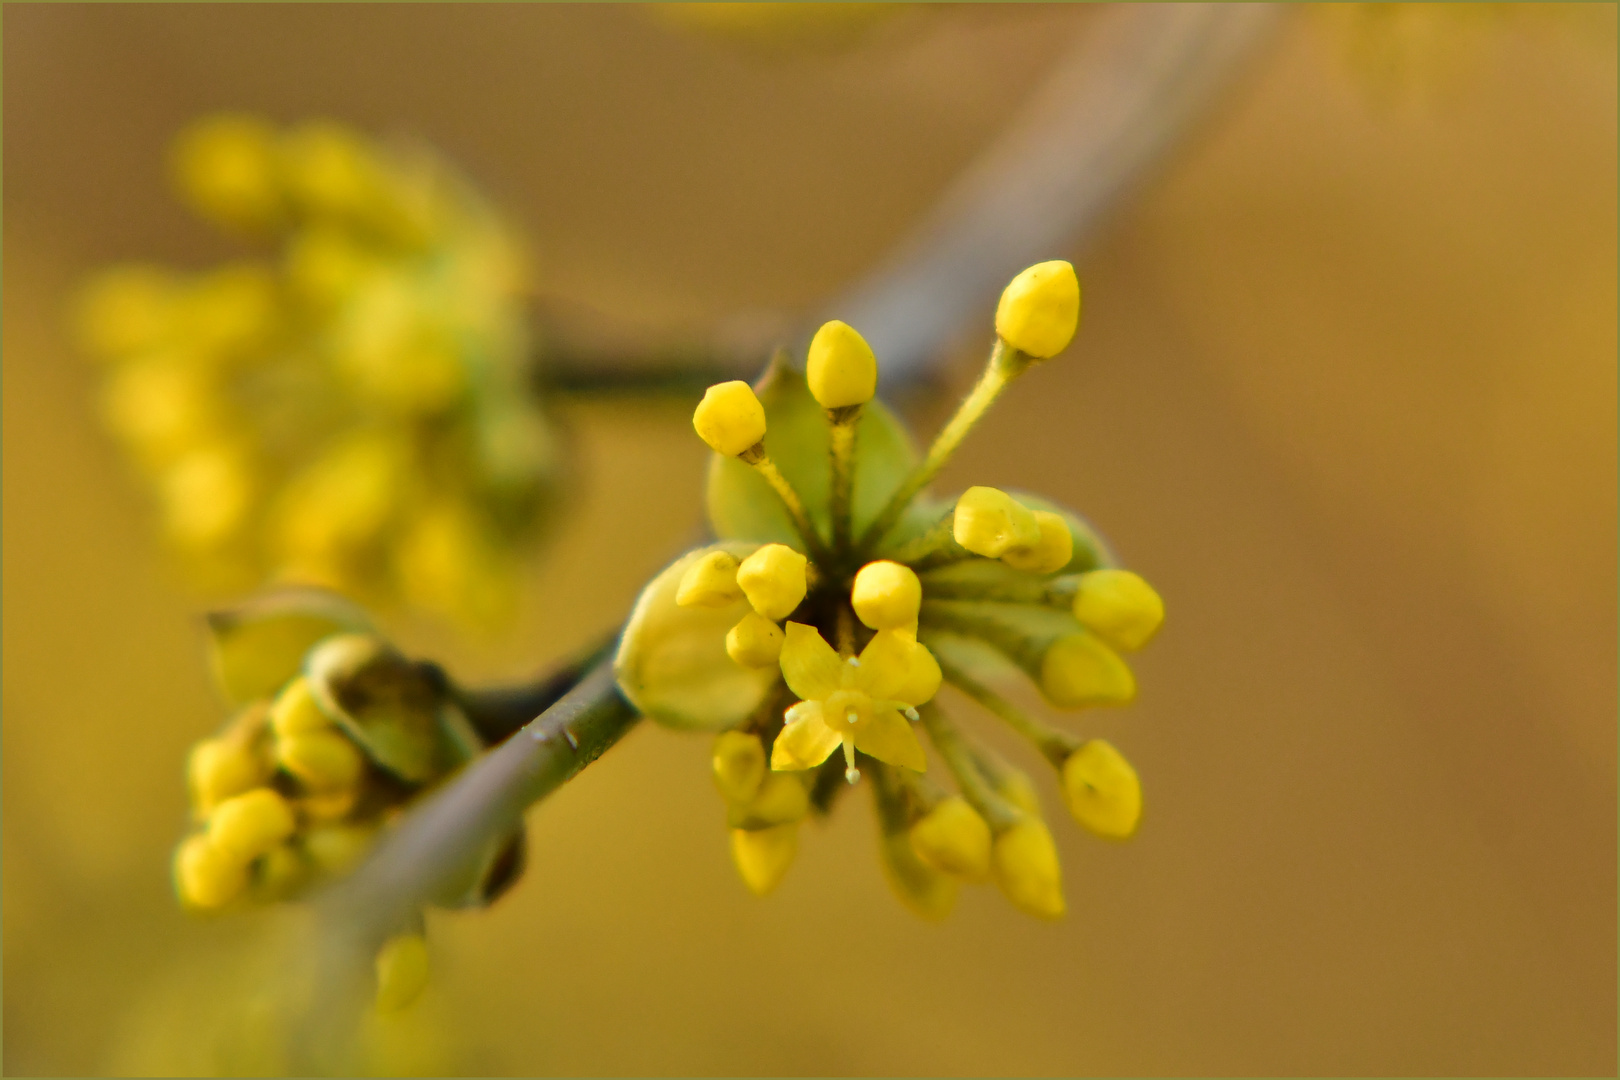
[[75, 115, 557, 628], [617, 261, 1162, 919], [174, 588, 529, 1009]]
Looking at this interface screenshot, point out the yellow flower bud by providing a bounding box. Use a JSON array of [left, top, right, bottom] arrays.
[[995, 260, 1080, 359], [693, 381, 767, 456], [187, 738, 268, 815], [269, 676, 331, 739], [676, 550, 743, 608], [375, 933, 430, 1013], [992, 818, 1065, 919], [909, 796, 992, 881], [304, 822, 377, 874], [1039, 632, 1136, 708], [851, 560, 922, 630], [953, 487, 1040, 558], [277, 729, 365, 791], [75, 265, 178, 359], [997, 770, 1042, 817], [806, 319, 878, 408], [253, 842, 309, 900], [1071, 569, 1165, 652], [1000, 511, 1075, 575], [730, 823, 798, 896], [893, 638, 942, 707], [712, 731, 767, 804], [729, 771, 810, 829], [174, 833, 248, 910], [1062, 740, 1142, 839], [726, 611, 785, 668], [161, 446, 254, 550], [170, 114, 283, 232], [207, 788, 296, 863], [880, 831, 958, 920], [296, 786, 360, 823], [736, 543, 808, 621]]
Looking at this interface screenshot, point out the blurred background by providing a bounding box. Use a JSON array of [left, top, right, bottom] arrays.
[[4, 4, 1615, 1075]]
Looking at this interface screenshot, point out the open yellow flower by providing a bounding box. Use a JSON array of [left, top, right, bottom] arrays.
[[771, 622, 931, 782]]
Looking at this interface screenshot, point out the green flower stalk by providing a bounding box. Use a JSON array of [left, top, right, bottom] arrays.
[[75, 115, 558, 628]]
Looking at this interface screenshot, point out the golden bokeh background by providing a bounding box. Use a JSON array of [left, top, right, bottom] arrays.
[[4, 5, 1614, 1074]]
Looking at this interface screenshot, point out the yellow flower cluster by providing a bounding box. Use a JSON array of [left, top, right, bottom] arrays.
[[617, 260, 1165, 920], [175, 589, 521, 1011], [76, 115, 556, 628]]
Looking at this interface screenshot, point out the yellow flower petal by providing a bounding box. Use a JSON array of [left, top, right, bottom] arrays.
[[730, 823, 798, 896], [893, 639, 942, 707], [853, 709, 926, 772], [771, 708, 842, 771], [779, 621, 842, 701], [853, 629, 913, 701]]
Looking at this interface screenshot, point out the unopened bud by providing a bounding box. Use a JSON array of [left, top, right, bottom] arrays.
[[953, 487, 1040, 558], [1071, 569, 1164, 652], [995, 260, 1080, 359], [269, 676, 332, 738], [1062, 739, 1142, 839], [277, 729, 365, 791], [909, 796, 992, 880], [375, 933, 430, 1013], [693, 381, 767, 456], [726, 611, 785, 668], [174, 833, 249, 910], [851, 560, 922, 630], [736, 543, 808, 621], [992, 818, 1065, 919], [1039, 632, 1136, 708], [187, 738, 268, 814], [170, 113, 282, 232], [881, 831, 958, 919], [676, 550, 743, 608], [729, 771, 810, 829], [303, 821, 377, 874], [1000, 511, 1075, 575], [208, 788, 296, 863], [730, 823, 798, 896], [806, 320, 878, 409], [712, 730, 767, 804]]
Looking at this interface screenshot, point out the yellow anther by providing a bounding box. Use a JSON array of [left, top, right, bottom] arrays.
[[995, 260, 1081, 359], [375, 933, 431, 1013], [693, 380, 767, 457], [174, 833, 248, 910], [303, 822, 377, 874], [187, 738, 267, 815], [1062, 740, 1142, 839], [1071, 569, 1165, 652], [909, 796, 992, 881], [992, 818, 1066, 919], [726, 611, 785, 668], [953, 486, 1041, 559], [170, 114, 283, 232], [851, 560, 922, 630], [269, 676, 331, 739], [207, 788, 297, 863], [806, 319, 878, 409], [736, 544, 808, 621], [1000, 511, 1075, 575], [730, 823, 799, 896], [893, 638, 942, 707], [277, 729, 365, 791], [676, 550, 743, 608], [712, 730, 767, 804], [1039, 632, 1136, 708]]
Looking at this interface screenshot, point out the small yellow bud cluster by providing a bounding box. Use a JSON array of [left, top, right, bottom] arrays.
[[78, 114, 551, 627], [713, 731, 809, 895], [953, 487, 1073, 575], [679, 543, 807, 670]]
